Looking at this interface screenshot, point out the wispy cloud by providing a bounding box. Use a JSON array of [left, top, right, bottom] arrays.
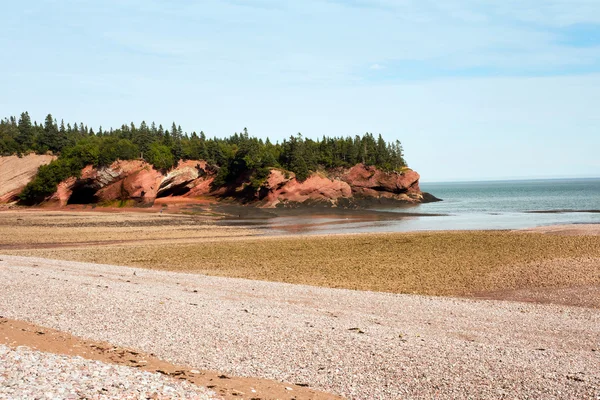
[[2, 1, 599, 180]]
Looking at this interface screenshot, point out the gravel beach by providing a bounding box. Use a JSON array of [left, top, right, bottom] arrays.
[[0, 345, 216, 399], [1, 255, 599, 399]]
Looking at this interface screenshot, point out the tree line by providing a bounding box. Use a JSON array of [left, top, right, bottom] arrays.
[[1, 112, 407, 203]]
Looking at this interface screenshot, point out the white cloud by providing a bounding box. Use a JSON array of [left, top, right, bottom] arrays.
[[370, 63, 385, 70]]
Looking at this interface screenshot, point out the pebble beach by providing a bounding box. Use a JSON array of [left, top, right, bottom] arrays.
[[1, 255, 599, 399]]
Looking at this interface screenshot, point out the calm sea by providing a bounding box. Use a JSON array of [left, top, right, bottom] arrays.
[[413, 178, 600, 231], [250, 178, 600, 234]]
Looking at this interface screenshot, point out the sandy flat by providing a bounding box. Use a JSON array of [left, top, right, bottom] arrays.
[[1, 255, 599, 399], [4, 210, 600, 308], [518, 223, 600, 235]]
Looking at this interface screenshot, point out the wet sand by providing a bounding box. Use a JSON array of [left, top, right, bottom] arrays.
[[518, 223, 600, 235], [2, 210, 600, 308]]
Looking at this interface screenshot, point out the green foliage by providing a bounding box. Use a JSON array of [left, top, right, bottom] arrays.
[[18, 158, 81, 204], [4, 111, 408, 203], [62, 137, 100, 167], [98, 137, 139, 166], [146, 143, 175, 170], [249, 166, 271, 190]]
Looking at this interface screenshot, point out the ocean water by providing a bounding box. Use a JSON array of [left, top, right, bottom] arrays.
[[412, 178, 600, 231], [249, 178, 600, 234]]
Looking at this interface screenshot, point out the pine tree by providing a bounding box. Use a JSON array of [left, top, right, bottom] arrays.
[[134, 121, 152, 159], [16, 111, 34, 152], [171, 123, 183, 161], [38, 113, 61, 153]]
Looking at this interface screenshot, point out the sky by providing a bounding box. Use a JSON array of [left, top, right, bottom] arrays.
[[1, 0, 600, 182]]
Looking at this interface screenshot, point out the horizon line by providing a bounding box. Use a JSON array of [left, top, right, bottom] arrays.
[[421, 175, 600, 184]]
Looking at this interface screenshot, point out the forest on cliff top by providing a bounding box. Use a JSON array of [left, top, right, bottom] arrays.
[[1, 112, 407, 203]]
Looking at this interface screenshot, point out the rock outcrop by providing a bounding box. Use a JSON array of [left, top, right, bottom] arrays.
[[258, 170, 353, 208], [255, 164, 430, 208], [338, 164, 426, 205], [157, 160, 209, 198], [1, 156, 439, 208], [341, 164, 421, 195], [49, 161, 162, 206], [0, 154, 56, 203]]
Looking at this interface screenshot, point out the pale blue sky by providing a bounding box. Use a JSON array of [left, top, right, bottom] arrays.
[[2, 0, 599, 181]]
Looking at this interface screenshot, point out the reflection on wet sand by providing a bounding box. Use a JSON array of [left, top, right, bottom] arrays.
[[217, 213, 420, 235]]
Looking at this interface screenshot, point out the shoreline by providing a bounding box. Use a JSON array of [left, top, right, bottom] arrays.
[[4, 203, 600, 237], [1, 210, 599, 309]]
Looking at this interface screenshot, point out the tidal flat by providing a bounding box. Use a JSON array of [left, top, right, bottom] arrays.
[[2, 210, 600, 308]]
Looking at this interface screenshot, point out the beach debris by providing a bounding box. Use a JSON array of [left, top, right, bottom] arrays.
[[348, 327, 365, 334], [566, 373, 585, 382]]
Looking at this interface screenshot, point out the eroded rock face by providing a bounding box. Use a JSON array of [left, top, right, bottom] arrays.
[[4, 155, 436, 208], [259, 170, 352, 208], [50, 161, 162, 205], [50, 177, 77, 206], [0, 154, 56, 203], [157, 160, 207, 198], [340, 164, 421, 194], [51, 160, 214, 205], [257, 164, 429, 208], [95, 167, 163, 204]]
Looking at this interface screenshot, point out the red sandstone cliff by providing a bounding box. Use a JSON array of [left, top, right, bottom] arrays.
[[0, 154, 56, 203], [1, 157, 438, 208], [255, 164, 427, 208]]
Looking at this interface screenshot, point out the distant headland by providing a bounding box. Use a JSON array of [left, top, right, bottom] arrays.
[[0, 111, 439, 208]]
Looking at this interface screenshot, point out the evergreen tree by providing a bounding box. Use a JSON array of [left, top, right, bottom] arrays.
[[38, 113, 62, 153], [134, 121, 152, 159], [16, 112, 34, 152]]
